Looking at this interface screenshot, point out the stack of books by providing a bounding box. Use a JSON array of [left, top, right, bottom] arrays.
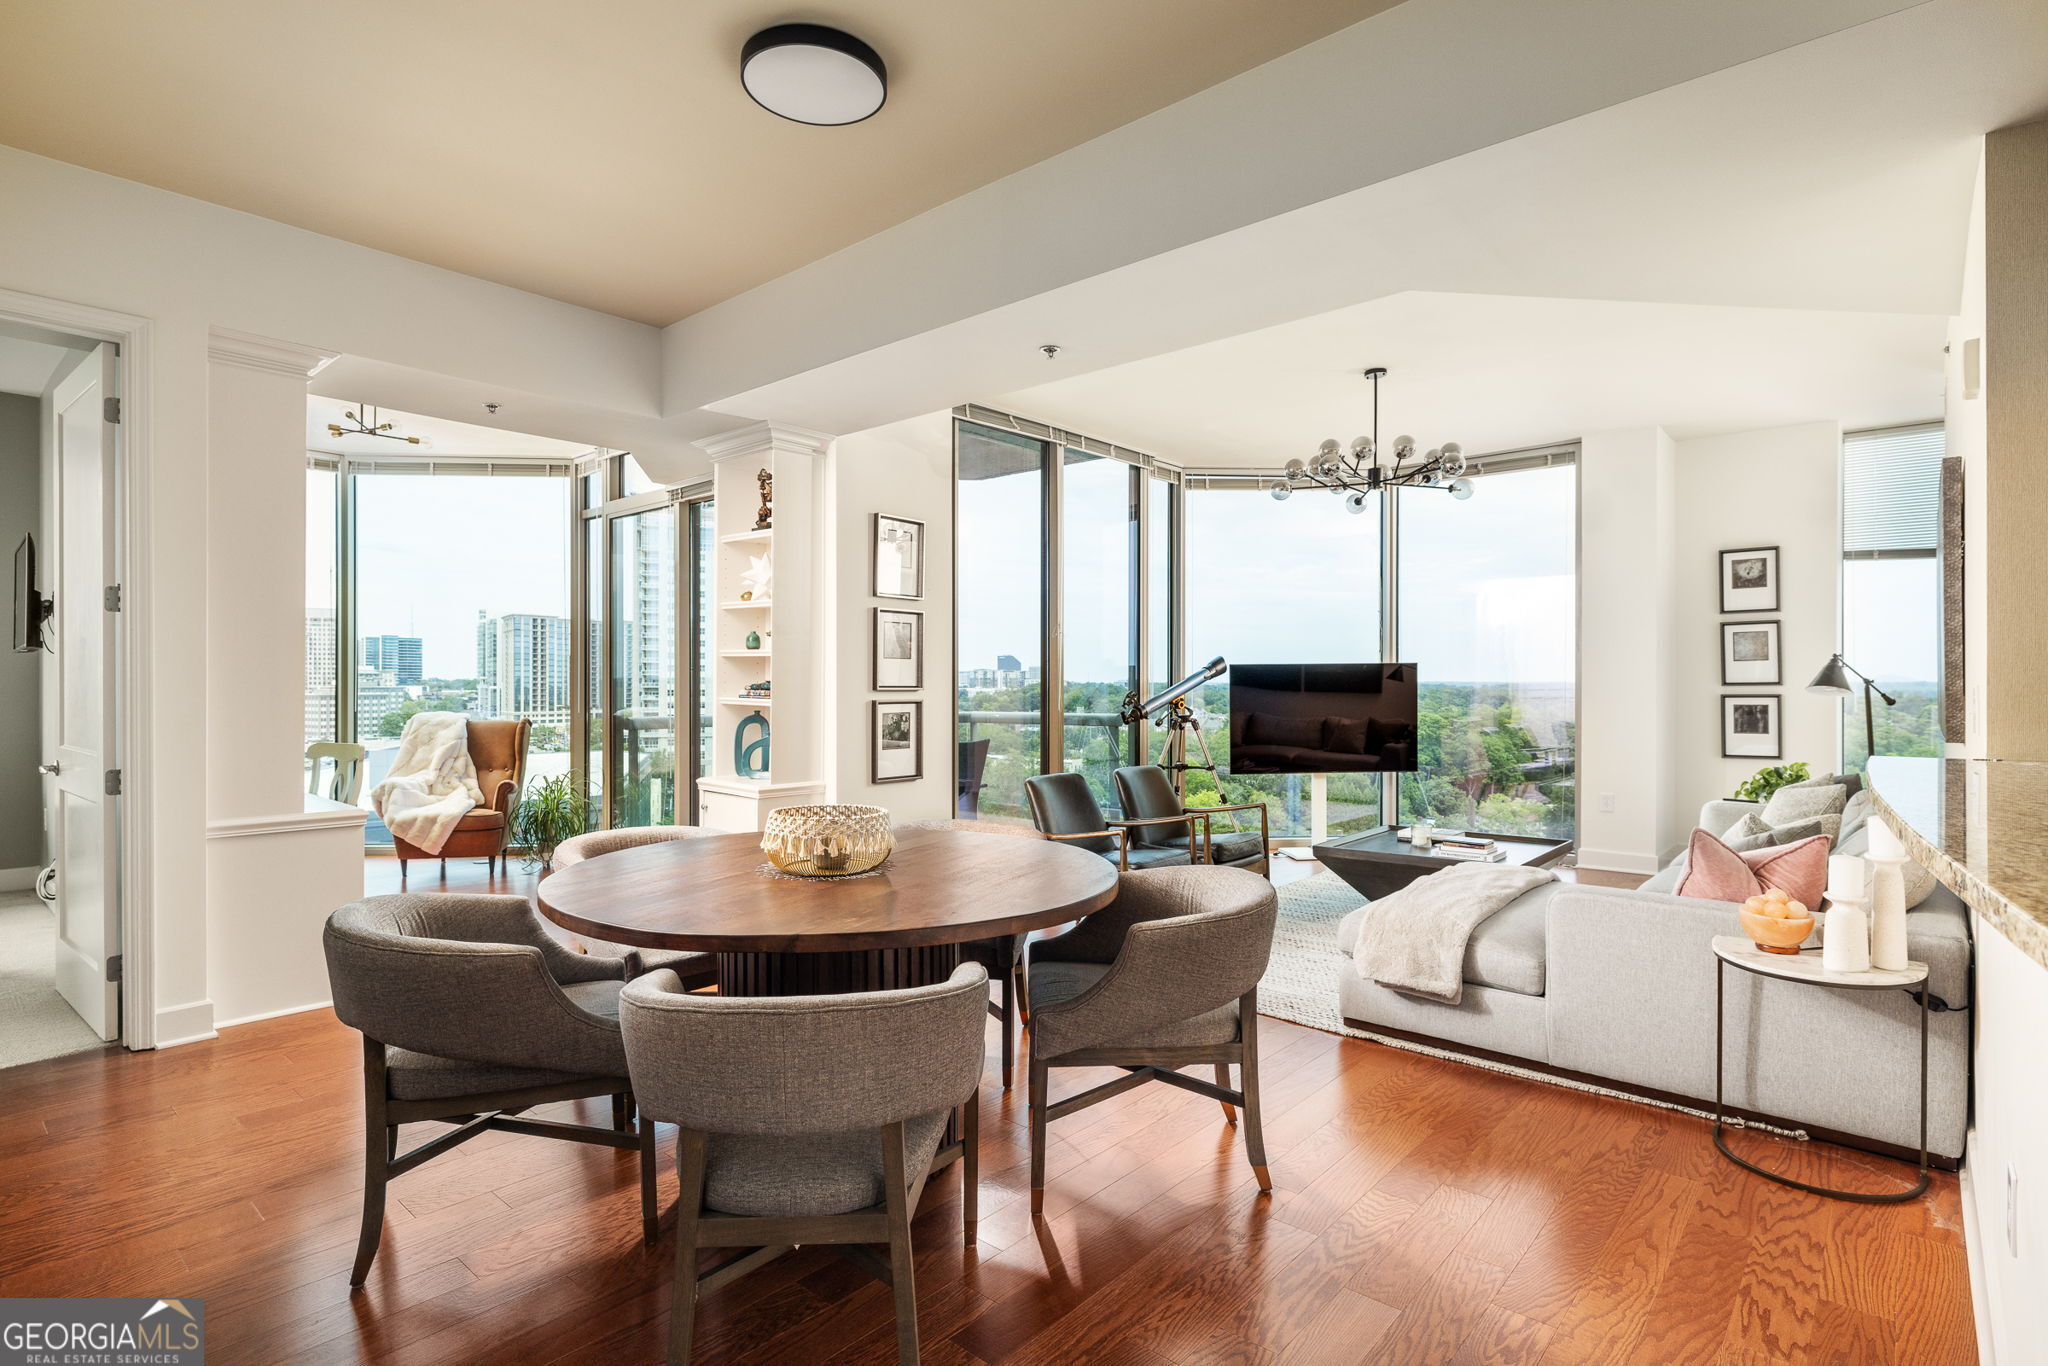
[[1431, 835, 1506, 862]]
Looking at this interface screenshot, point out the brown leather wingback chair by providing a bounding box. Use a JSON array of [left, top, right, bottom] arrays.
[[394, 718, 530, 880]]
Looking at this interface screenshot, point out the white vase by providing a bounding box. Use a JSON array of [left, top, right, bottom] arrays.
[[1869, 854, 1909, 972], [1823, 854, 1871, 974]]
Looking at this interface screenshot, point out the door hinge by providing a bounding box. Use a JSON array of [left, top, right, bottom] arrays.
[[104, 768, 123, 796], [103, 396, 121, 425], [104, 584, 122, 612], [107, 954, 123, 983]]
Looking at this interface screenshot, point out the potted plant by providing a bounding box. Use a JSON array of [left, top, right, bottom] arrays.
[[511, 775, 590, 873], [1731, 761, 1811, 805]]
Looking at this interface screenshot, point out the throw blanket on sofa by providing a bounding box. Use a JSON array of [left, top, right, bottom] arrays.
[[369, 711, 485, 855], [1351, 862, 1559, 1005]]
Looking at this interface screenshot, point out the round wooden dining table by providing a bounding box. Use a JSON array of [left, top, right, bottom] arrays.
[[533, 824, 1119, 996]]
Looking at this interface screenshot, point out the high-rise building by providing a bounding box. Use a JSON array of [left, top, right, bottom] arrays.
[[360, 633, 423, 685], [477, 611, 572, 727], [996, 654, 1023, 672], [305, 609, 336, 744]]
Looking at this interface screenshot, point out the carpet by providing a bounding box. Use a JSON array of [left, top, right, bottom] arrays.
[[1259, 872, 1805, 1138], [0, 892, 107, 1070]]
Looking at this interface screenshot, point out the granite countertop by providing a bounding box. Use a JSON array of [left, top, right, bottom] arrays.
[[1866, 755, 2048, 971]]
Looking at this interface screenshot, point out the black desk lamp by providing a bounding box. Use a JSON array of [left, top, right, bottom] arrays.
[[1807, 654, 1896, 764]]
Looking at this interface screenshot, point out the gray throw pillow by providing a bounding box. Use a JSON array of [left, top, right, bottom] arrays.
[[1786, 770, 1864, 799], [1837, 790, 1873, 844], [1762, 783, 1848, 825], [1724, 809, 1841, 850]]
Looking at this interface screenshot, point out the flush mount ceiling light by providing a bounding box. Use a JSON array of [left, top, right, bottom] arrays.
[[1265, 367, 1473, 510], [741, 24, 887, 126]]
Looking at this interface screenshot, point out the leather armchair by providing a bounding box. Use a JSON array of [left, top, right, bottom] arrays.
[[1113, 765, 1271, 875], [393, 717, 529, 879], [1022, 771, 1197, 871]]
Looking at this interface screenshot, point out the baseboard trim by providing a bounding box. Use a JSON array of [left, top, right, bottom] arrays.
[[154, 998, 217, 1049], [0, 865, 37, 892], [216, 1000, 332, 1030], [1573, 848, 1662, 876]]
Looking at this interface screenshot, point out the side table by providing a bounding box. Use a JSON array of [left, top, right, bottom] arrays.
[[1710, 934, 1930, 1203]]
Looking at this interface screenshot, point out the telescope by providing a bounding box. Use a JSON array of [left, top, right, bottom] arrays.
[[1121, 656, 1227, 725]]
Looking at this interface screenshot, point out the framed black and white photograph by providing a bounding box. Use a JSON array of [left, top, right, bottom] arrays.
[[872, 607, 923, 691], [1721, 693, 1782, 759], [1718, 545, 1780, 613], [1720, 619, 1781, 685], [872, 513, 925, 600], [871, 700, 924, 783]]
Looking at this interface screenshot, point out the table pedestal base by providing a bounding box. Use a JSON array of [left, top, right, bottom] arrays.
[[716, 943, 965, 997]]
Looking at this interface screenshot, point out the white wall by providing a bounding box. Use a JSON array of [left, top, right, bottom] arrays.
[[823, 414, 955, 820], [0, 145, 672, 1044], [1576, 427, 1677, 873], [1664, 421, 1842, 856]]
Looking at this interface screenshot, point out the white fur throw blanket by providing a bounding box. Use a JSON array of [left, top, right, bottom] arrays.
[[1351, 861, 1559, 1005], [370, 712, 484, 855]]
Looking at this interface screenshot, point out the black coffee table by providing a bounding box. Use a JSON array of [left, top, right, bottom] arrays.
[[1313, 828, 1573, 899]]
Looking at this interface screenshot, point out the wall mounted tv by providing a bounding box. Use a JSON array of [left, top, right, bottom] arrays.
[[13, 533, 50, 654], [1227, 663, 1417, 775]]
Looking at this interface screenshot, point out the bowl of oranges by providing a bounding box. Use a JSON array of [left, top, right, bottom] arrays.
[[1737, 887, 1815, 954]]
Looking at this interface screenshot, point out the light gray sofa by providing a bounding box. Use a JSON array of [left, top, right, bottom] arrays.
[[1336, 795, 1971, 1162]]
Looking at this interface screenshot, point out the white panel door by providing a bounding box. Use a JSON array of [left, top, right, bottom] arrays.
[[45, 343, 119, 1040]]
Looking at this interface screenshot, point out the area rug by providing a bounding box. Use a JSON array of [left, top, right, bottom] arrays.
[[1258, 872, 1805, 1138], [0, 892, 107, 1069]]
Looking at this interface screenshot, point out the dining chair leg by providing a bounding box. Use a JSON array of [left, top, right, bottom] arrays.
[[881, 1122, 921, 1366], [669, 1130, 708, 1366], [612, 1093, 628, 1131], [998, 962, 1015, 1090], [638, 1108, 659, 1245], [351, 1039, 391, 1290], [1028, 1056, 1050, 1216], [386, 1125, 399, 1162], [962, 1091, 980, 1236], [1240, 994, 1271, 1192], [1214, 1063, 1238, 1124]]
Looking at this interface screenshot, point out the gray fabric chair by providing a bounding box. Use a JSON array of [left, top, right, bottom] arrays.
[[621, 964, 988, 1366], [1022, 771, 1196, 870], [1112, 765, 1272, 875], [898, 818, 1042, 1089], [323, 893, 659, 1289], [550, 825, 725, 989], [1024, 866, 1279, 1214]]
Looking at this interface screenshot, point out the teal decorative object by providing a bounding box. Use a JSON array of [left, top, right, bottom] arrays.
[[745, 630, 762, 651], [735, 710, 771, 779]]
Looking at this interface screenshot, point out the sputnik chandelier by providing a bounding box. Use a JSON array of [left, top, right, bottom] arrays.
[[326, 404, 425, 446], [1267, 367, 1474, 511]]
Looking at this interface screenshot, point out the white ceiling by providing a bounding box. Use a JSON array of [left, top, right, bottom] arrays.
[[988, 292, 1949, 464], [0, 325, 90, 398], [713, 0, 2045, 437], [0, 0, 1394, 324], [305, 395, 596, 460]]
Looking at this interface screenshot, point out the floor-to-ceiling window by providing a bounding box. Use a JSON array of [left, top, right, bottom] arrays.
[[1396, 460, 1577, 838], [304, 464, 339, 769], [1183, 482, 1382, 838], [956, 424, 1047, 823], [1059, 449, 1138, 808], [1841, 424, 1946, 770], [347, 470, 573, 845]]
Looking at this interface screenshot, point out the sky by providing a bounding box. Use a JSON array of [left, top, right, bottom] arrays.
[[308, 471, 570, 678]]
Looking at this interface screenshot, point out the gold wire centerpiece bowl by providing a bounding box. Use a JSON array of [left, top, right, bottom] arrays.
[[760, 804, 895, 877]]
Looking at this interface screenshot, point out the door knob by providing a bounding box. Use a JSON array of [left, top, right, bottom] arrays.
[[37, 762, 59, 775]]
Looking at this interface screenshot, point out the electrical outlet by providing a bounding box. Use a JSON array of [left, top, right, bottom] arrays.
[[1598, 793, 1616, 814], [2009, 1163, 2021, 1259]]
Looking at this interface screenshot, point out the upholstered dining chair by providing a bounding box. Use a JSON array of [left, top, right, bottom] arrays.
[[1024, 865, 1278, 1215], [621, 964, 988, 1366], [393, 717, 529, 880], [899, 818, 1044, 1088], [1022, 771, 1198, 871], [1113, 765, 1272, 876], [551, 825, 727, 989], [323, 893, 658, 1289]]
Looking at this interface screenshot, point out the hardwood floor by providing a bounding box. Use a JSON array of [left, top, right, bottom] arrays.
[[0, 854, 1973, 1364]]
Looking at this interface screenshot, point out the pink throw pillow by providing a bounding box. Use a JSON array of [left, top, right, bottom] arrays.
[[1675, 827, 1829, 909]]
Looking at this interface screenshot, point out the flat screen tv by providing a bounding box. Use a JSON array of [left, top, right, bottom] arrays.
[[1227, 663, 1417, 775], [14, 533, 49, 653]]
